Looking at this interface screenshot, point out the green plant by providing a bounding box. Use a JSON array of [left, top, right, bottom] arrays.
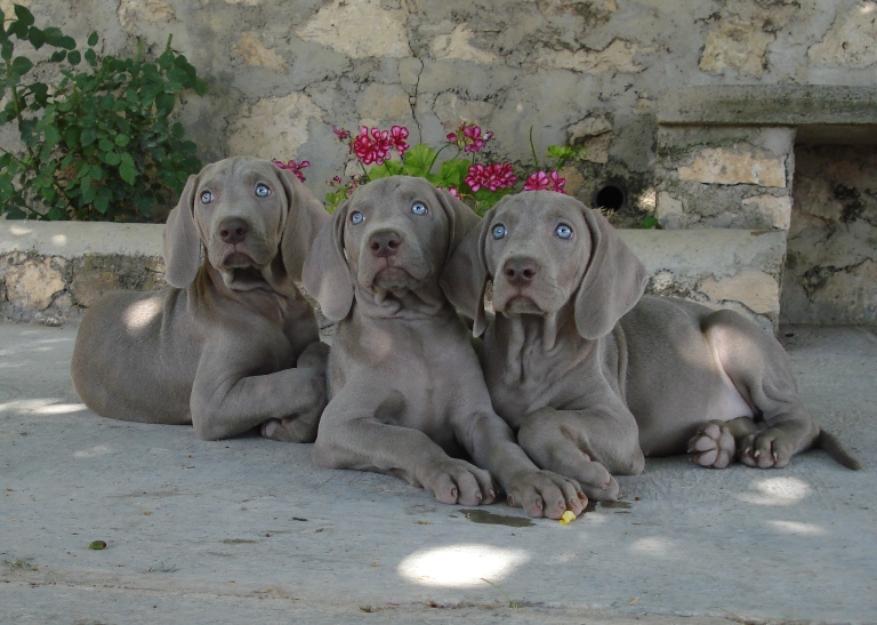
[[319, 123, 587, 215], [0, 4, 206, 221]]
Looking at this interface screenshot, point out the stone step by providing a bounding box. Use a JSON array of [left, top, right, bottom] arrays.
[[1, 220, 784, 331]]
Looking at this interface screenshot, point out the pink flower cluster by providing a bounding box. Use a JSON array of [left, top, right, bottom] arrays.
[[465, 163, 517, 193], [330, 174, 363, 198], [348, 125, 409, 165], [447, 123, 492, 154], [272, 159, 310, 182], [523, 170, 566, 193]]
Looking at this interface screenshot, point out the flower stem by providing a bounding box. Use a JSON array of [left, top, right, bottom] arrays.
[[426, 144, 451, 175], [529, 125, 540, 169]]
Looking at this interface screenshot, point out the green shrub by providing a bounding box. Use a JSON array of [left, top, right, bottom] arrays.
[[0, 4, 206, 221]]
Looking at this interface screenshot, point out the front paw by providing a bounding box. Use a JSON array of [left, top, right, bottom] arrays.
[[261, 416, 318, 443], [420, 459, 497, 506], [506, 470, 587, 519], [738, 428, 792, 468]]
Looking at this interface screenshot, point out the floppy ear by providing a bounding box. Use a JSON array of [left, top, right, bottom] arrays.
[[275, 167, 330, 283], [163, 174, 201, 289], [302, 200, 354, 322], [573, 206, 649, 340], [440, 196, 494, 337]]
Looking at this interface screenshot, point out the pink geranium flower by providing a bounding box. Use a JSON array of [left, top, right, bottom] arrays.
[[523, 170, 566, 193], [447, 122, 492, 154], [389, 125, 410, 156], [333, 126, 351, 142], [272, 159, 311, 182], [465, 163, 517, 193], [353, 126, 392, 165]]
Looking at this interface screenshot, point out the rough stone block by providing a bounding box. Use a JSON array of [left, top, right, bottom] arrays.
[[677, 145, 786, 187], [3, 255, 66, 311], [295, 0, 410, 59]]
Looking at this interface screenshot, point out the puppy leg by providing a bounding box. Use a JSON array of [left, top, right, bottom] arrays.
[[517, 404, 643, 501], [261, 341, 329, 443], [313, 387, 496, 506], [190, 342, 327, 441], [702, 310, 819, 468]]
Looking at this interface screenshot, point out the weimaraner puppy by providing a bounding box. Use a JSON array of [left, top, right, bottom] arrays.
[[445, 191, 860, 500], [72, 157, 329, 442], [302, 176, 588, 519]]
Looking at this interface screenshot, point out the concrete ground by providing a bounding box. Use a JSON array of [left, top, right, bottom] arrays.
[[1, 322, 874, 625]]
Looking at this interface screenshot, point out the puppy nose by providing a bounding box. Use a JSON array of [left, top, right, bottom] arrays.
[[368, 230, 402, 258], [502, 256, 540, 287], [219, 218, 248, 244]]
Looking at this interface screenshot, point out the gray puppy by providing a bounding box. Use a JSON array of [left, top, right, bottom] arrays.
[[72, 157, 328, 442], [302, 176, 587, 519], [445, 191, 859, 500]]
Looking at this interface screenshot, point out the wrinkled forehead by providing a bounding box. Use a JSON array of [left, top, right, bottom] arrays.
[[350, 177, 435, 212], [492, 192, 588, 231], [197, 158, 278, 192]]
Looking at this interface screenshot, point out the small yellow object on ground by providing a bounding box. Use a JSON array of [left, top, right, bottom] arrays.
[[559, 510, 577, 525]]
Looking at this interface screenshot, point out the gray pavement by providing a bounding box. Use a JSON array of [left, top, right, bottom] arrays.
[[1, 322, 875, 625]]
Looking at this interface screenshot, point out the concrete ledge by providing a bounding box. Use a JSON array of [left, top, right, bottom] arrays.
[[0, 221, 784, 330], [0, 220, 164, 257], [658, 85, 877, 127]]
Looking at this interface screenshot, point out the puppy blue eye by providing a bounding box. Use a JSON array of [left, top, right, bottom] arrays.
[[492, 224, 507, 240], [200, 190, 213, 204], [350, 210, 365, 225], [411, 201, 428, 216], [555, 223, 573, 239], [255, 183, 271, 198]]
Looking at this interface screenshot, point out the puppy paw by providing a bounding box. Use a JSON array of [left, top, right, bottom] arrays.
[[738, 427, 792, 468], [506, 470, 587, 519], [261, 416, 318, 443], [688, 420, 735, 469], [421, 459, 496, 506]]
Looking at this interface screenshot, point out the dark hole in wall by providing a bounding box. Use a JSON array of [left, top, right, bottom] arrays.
[[594, 184, 625, 210]]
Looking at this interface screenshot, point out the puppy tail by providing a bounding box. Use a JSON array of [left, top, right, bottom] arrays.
[[816, 429, 862, 470]]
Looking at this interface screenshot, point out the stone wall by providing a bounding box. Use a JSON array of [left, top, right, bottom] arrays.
[[1, 0, 875, 325], [2, 0, 873, 201], [782, 144, 877, 324], [0, 221, 783, 332]]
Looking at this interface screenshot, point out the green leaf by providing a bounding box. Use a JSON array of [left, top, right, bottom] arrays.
[[43, 125, 60, 146], [42, 27, 65, 47], [114, 133, 130, 147], [59, 35, 76, 50], [98, 137, 114, 152], [48, 49, 66, 62], [11, 56, 33, 76], [119, 153, 137, 185], [438, 159, 470, 189], [400, 144, 435, 178], [547, 144, 575, 160], [84, 48, 97, 66], [94, 186, 111, 214], [29, 82, 48, 105], [87, 31, 98, 46], [28, 27, 45, 49], [102, 151, 120, 166], [1, 41, 12, 62], [14, 5, 35, 27], [80, 128, 96, 146], [640, 215, 659, 229], [67, 50, 81, 65], [155, 92, 174, 114]]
